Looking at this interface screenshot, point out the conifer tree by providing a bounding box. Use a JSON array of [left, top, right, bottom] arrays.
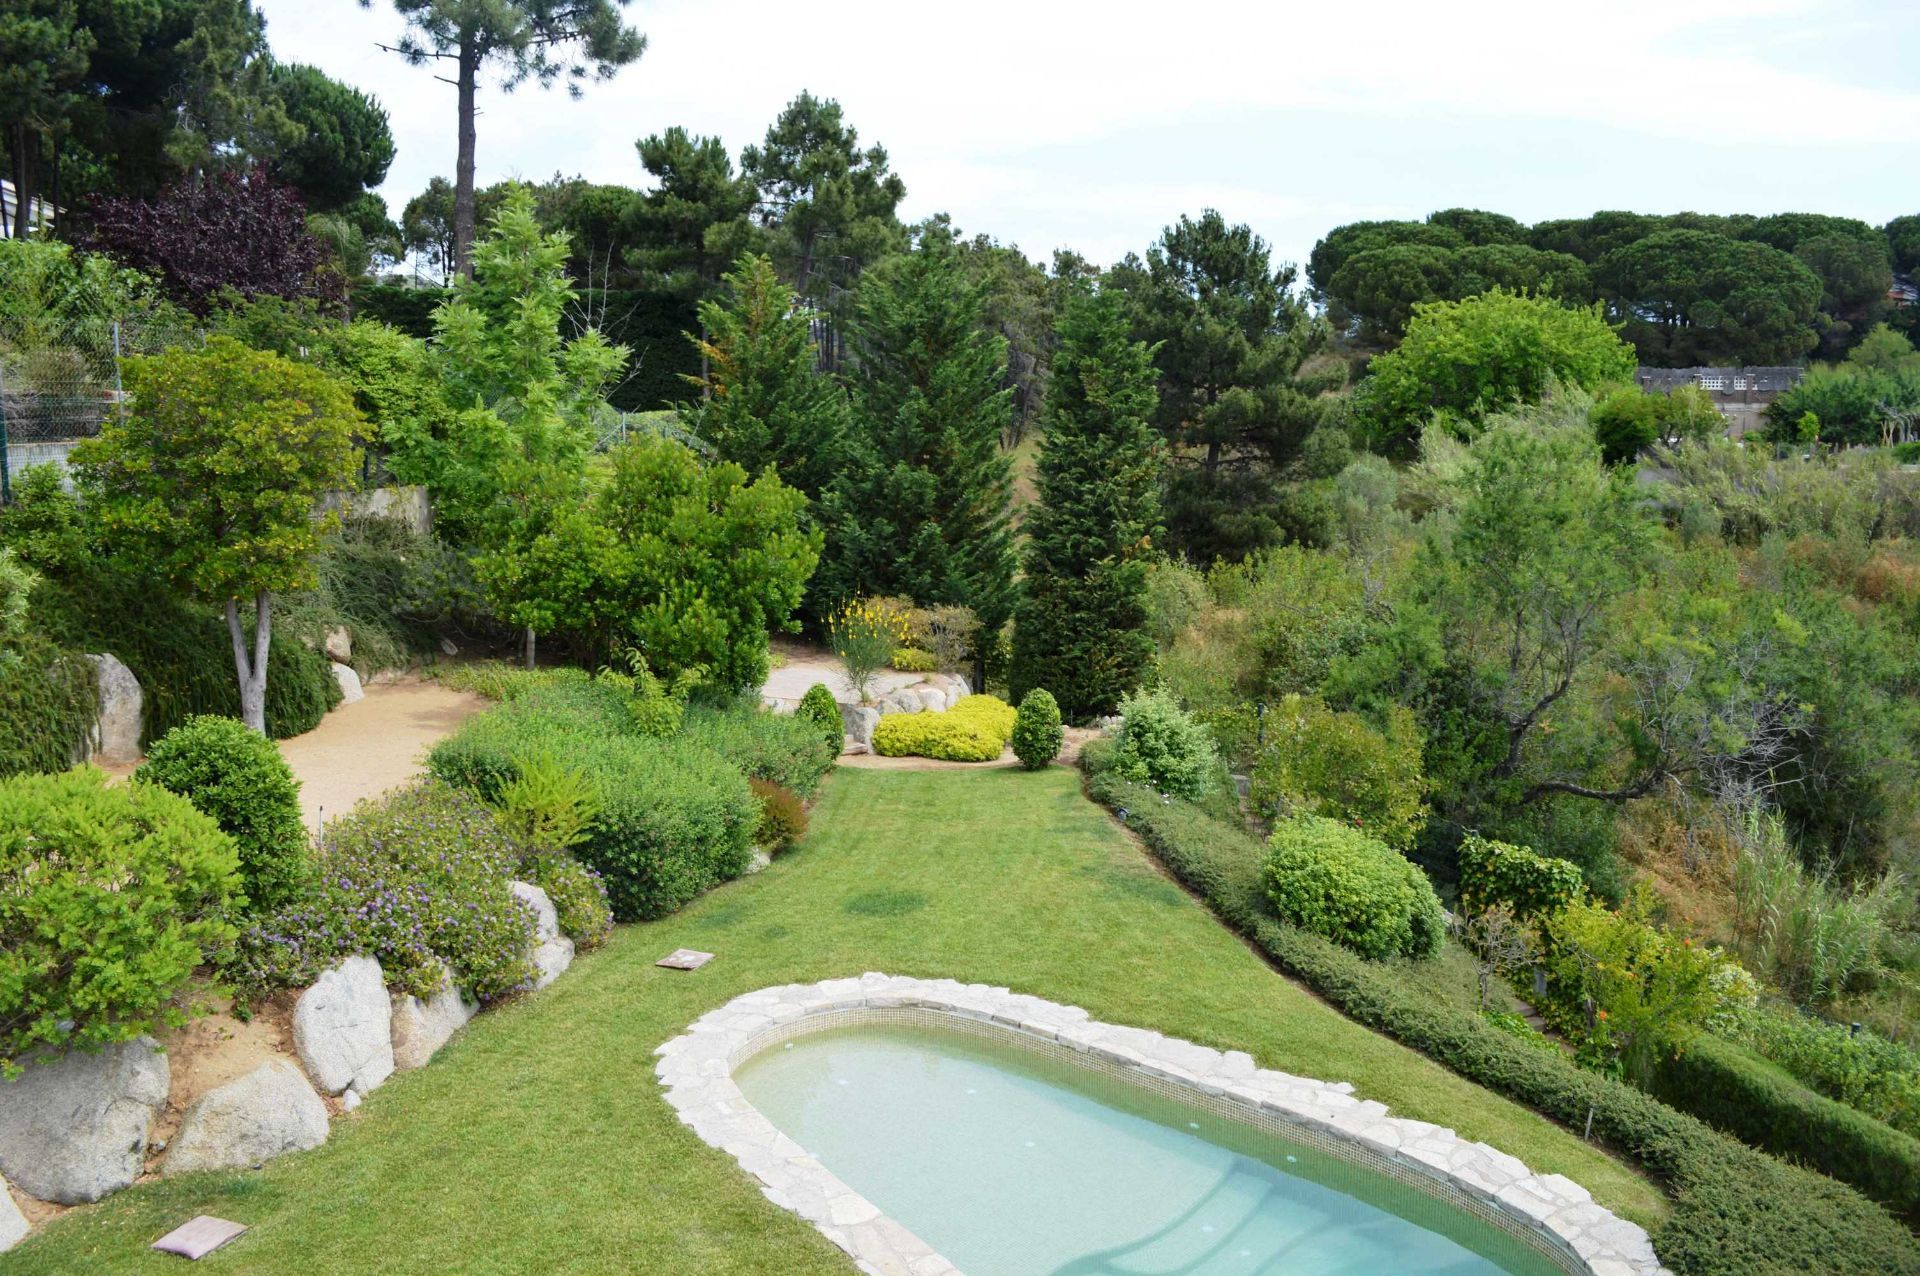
[[1010, 288, 1163, 719], [815, 241, 1016, 637], [679, 253, 846, 500]]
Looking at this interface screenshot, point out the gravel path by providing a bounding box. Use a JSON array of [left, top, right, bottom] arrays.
[[277, 676, 488, 833]]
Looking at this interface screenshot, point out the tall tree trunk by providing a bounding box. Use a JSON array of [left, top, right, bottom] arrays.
[[225, 593, 273, 735], [524, 624, 537, 670], [453, 38, 479, 280], [10, 125, 36, 241]]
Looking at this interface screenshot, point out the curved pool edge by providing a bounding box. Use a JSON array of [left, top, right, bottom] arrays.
[[654, 973, 1670, 1276]]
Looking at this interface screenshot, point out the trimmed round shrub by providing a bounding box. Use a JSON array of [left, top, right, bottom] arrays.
[[1110, 687, 1218, 799], [227, 781, 535, 1003], [1, 768, 242, 1070], [1264, 815, 1446, 960], [137, 714, 310, 911], [797, 681, 844, 752], [1012, 688, 1064, 770], [872, 695, 1018, 762], [519, 850, 613, 949], [751, 777, 808, 853]]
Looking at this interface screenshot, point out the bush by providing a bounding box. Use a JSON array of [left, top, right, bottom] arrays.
[[1249, 695, 1426, 848], [431, 661, 590, 703], [1110, 686, 1218, 799], [428, 685, 758, 921], [1080, 754, 1920, 1275], [1458, 832, 1583, 921], [681, 702, 836, 798], [890, 646, 937, 673], [1646, 1033, 1920, 1226], [0, 768, 242, 1072], [751, 778, 808, 853], [1011, 688, 1064, 770], [491, 751, 600, 850], [872, 695, 1017, 762], [31, 565, 341, 739], [829, 598, 911, 701], [796, 682, 844, 751], [518, 850, 613, 950], [0, 628, 96, 780], [1738, 1005, 1920, 1140], [594, 660, 689, 738], [1265, 816, 1445, 960], [136, 715, 311, 912], [227, 781, 535, 1003]]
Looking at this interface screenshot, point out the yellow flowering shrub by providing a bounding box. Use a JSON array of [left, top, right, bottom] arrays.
[[872, 695, 1015, 761]]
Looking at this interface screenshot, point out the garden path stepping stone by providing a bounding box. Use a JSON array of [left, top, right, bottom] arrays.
[[151, 1216, 247, 1259], [656, 949, 714, 970]]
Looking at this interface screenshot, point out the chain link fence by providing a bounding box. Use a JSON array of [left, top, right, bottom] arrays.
[[0, 300, 199, 501]]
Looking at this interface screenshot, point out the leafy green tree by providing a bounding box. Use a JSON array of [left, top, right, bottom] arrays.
[[372, 0, 646, 278], [1764, 363, 1920, 447], [679, 253, 847, 499], [267, 63, 396, 212], [1110, 210, 1338, 561], [1596, 229, 1822, 365], [1591, 385, 1723, 464], [1845, 323, 1920, 377], [596, 433, 821, 691], [1010, 287, 1163, 719], [814, 241, 1017, 636], [1354, 290, 1637, 450], [69, 336, 361, 732], [402, 175, 458, 280], [1886, 214, 1920, 277], [629, 126, 759, 301], [1794, 232, 1893, 354], [742, 91, 906, 305]]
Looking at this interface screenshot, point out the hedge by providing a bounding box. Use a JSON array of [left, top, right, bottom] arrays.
[[1080, 754, 1920, 1275], [427, 682, 756, 921], [681, 703, 837, 798], [1266, 815, 1446, 960], [1645, 1033, 1920, 1226], [1458, 832, 1583, 920], [873, 696, 1018, 762]]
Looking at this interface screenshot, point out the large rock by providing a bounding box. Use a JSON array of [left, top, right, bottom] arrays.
[[0, 1175, 26, 1253], [84, 653, 143, 764], [0, 1036, 168, 1204], [390, 969, 476, 1071], [323, 626, 353, 664], [838, 704, 881, 750], [511, 882, 573, 990], [330, 661, 365, 705], [292, 956, 393, 1098], [162, 1060, 328, 1176]]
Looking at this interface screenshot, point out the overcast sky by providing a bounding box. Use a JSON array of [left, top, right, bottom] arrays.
[[258, 0, 1920, 272]]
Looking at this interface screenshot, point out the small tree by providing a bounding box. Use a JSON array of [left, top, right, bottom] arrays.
[[1010, 287, 1162, 719], [71, 336, 361, 732], [1459, 902, 1538, 1013], [1011, 689, 1064, 770]]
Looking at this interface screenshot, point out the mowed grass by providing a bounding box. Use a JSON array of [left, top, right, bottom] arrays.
[[5, 767, 1667, 1274]]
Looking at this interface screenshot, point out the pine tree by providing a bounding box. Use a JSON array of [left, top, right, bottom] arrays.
[[1010, 288, 1163, 720], [815, 241, 1016, 636], [679, 254, 846, 500]]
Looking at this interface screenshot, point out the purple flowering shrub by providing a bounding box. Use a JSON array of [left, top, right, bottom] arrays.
[[227, 782, 536, 1002], [519, 851, 613, 949]]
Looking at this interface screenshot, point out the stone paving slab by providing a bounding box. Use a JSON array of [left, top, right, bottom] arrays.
[[656, 973, 1670, 1276]]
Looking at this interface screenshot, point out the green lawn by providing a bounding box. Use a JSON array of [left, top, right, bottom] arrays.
[[5, 767, 1666, 1274]]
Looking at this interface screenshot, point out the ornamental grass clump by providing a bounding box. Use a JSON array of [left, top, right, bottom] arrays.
[[226, 781, 536, 1004], [829, 598, 911, 701]]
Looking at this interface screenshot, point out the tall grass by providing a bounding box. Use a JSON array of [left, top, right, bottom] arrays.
[[1730, 808, 1904, 1004]]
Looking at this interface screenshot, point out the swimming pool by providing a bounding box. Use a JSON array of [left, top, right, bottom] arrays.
[[737, 1024, 1555, 1275], [654, 975, 1667, 1276]]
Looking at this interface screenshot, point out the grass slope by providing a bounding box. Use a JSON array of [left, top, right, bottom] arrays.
[[5, 768, 1664, 1274]]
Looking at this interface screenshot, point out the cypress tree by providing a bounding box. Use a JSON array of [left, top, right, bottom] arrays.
[[815, 241, 1017, 635], [680, 253, 847, 501], [1009, 288, 1163, 719]]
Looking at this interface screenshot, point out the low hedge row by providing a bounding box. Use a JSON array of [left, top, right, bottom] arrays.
[[681, 703, 837, 798], [1645, 1033, 1920, 1226], [1080, 757, 1920, 1275], [428, 682, 757, 921]]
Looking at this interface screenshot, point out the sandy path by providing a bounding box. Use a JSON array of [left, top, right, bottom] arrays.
[[277, 677, 489, 832]]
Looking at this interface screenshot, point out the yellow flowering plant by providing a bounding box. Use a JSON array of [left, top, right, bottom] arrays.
[[829, 598, 912, 701]]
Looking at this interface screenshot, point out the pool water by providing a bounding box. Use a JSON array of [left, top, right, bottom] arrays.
[[735, 1025, 1562, 1276]]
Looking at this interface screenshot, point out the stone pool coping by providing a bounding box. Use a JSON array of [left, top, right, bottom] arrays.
[[655, 972, 1670, 1276]]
